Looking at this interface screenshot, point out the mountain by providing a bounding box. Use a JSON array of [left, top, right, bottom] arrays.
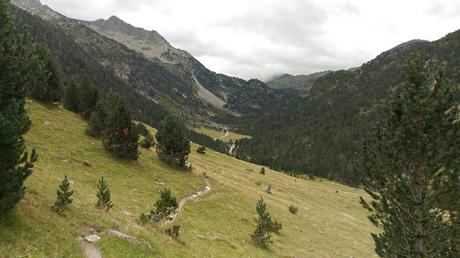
[[11, 0, 290, 128], [266, 71, 331, 94], [236, 31, 460, 185]]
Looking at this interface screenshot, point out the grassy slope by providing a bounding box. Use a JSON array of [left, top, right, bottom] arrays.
[[0, 101, 377, 258], [193, 127, 251, 143]]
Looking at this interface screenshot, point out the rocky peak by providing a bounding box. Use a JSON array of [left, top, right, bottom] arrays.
[[11, 0, 42, 11]]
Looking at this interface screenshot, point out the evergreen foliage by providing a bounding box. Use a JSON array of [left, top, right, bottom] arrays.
[[153, 188, 178, 216], [63, 79, 79, 112], [136, 123, 154, 149], [102, 93, 139, 160], [95, 177, 113, 212], [140, 133, 154, 149], [155, 116, 190, 168], [260, 167, 265, 175], [250, 198, 282, 248], [250, 198, 273, 248], [87, 100, 107, 137], [165, 225, 181, 239], [0, 0, 38, 213], [77, 78, 99, 120], [358, 56, 460, 257], [288, 205, 298, 215], [52, 176, 73, 213], [138, 213, 150, 225], [196, 145, 206, 154], [135, 123, 149, 137], [144, 188, 179, 223], [27, 43, 62, 103]]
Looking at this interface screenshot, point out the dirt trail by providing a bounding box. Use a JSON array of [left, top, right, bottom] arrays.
[[214, 129, 229, 141], [80, 240, 102, 258], [164, 178, 212, 225]]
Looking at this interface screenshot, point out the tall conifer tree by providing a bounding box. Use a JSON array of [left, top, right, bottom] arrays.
[[358, 56, 460, 257], [0, 0, 37, 213]]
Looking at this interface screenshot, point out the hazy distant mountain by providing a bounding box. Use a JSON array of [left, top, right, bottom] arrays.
[[266, 71, 331, 94]]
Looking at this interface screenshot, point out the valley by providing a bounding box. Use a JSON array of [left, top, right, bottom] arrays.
[[0, 101, 377, 257], [1, 0, 459, 257]]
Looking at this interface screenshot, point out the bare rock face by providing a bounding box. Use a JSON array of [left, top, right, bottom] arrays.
[[11, 0, 42, 11]]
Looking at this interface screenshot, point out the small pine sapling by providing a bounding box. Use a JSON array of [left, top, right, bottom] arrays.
[[96, 177, 113, 212], [53, 176, 73, 213]]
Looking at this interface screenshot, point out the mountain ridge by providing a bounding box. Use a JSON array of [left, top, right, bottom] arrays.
[[11, 0, 290, 129]]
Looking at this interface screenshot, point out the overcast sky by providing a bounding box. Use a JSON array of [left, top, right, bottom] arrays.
[[40, 0, 460, 81]]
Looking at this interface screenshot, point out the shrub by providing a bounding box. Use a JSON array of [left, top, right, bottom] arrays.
[[52, 176, 73, 213], [148, 189, 178, 223], [196, 145, 206, 154], [96, 177, 113, 212], [289, 205, 298, 215], [138, 213, 150, 225], [260, 167, 265, 175], [165, 225, 181, 239]]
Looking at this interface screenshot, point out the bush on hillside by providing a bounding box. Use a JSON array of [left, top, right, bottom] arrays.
[[196, 145, 206, 154], [260, 167, 265, 175], [141, 188, 179, 223], [155, 116, 190, 169], [165, 225, 181, 239], [289, 205, 298, 215]]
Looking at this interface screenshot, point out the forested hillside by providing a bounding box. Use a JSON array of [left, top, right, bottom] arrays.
[[237, 33, 460, 185]]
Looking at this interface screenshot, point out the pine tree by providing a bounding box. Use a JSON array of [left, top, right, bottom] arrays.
[[102, 93, 139, 160], [153, 188, 178, 216], [87, 100, 107, 137], [53, 176, 73, 213], [96, 177, 113, 212], [250, 198, 272, 248], [77, 78, 99, 120], [63, 79, 79, 112], [155, 116, 191, 168], [27, 44, 61, 103], [0, 0, 38, 213], [140, 133, 154, 149], [358, 56, 460, 257]]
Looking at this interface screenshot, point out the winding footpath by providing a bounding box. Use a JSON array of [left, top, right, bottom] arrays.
[[164, 178, 212, 225], [80, 178, 212, 258], [214, 129, 229, 141]]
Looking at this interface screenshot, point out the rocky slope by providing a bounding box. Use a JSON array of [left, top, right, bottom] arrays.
[[11, 0, 289, 127]]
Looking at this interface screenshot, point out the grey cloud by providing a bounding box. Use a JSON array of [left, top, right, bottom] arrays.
[[41, 0, 460, 80]]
